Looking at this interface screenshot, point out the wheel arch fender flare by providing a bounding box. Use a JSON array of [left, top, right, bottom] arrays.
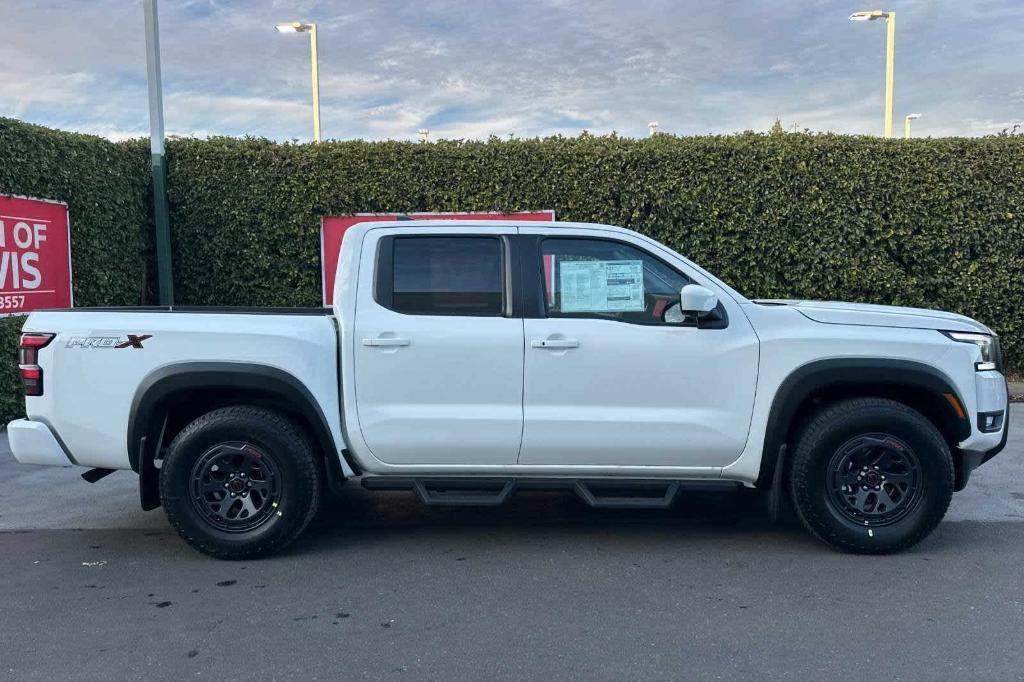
[[756, 358, 970, 489], [128, 362, 345, 477]]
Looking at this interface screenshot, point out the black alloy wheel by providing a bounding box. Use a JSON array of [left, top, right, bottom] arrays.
[[826, 433, 923, 527], [189, 442, 282, 533]]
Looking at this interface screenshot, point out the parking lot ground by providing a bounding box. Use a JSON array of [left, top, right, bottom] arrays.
[[1, 405, 1022, 680]]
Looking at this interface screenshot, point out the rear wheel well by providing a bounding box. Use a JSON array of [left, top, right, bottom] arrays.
[[159, 388, 324, 457], [138, 387, 344, 510]]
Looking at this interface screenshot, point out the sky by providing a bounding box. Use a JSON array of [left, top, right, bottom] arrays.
[[1, 0, 1022, 142]]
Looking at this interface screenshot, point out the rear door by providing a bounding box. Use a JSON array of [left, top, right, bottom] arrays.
[[352, 226, 524, 465], [518, 228, 759, 467]]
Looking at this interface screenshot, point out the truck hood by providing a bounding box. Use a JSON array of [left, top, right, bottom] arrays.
[[752, 299, 992, 334]]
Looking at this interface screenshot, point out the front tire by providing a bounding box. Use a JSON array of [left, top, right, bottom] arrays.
[[789, 398, 953, 554], [159, 406, 322, 559]]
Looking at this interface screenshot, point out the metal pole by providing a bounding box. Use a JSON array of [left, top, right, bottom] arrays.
[[883, 12, 896, 138], [144, 0, 174, 304], [309, 24, 321, 142]]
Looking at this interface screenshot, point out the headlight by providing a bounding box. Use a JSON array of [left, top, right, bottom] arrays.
[[942, 331, 1002, 372]]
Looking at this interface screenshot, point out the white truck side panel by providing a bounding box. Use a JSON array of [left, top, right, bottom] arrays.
[[21, 310, 345, 471]]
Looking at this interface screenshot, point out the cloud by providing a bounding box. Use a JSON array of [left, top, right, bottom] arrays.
[[1, 0, 1022, 141], [0, 72, 96, 118]]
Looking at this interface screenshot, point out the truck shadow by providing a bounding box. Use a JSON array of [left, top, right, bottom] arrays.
[[301, 483, 822, 551]]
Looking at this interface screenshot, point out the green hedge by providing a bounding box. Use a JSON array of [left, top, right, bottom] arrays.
[[0, 118, 153, 422], [167, 133, 1024, 368], [1, 118, 1022, 426]]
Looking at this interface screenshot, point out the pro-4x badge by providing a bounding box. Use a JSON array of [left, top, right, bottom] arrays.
[[66, 334, 152, 349]]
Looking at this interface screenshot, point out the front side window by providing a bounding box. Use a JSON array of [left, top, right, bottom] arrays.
[[390, 236, 504, 315], [541, 238, 690, 324]]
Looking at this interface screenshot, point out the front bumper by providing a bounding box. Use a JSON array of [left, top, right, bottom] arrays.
[[955, 375, 1010, 490], [7, 419, 73, 467]]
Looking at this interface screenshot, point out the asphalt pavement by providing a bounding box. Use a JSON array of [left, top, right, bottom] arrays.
[[1, 406, 1022, 680]]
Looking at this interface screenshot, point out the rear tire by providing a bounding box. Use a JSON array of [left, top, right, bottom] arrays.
[[159, 406, 322, 559], [789, 398, 953, 554]]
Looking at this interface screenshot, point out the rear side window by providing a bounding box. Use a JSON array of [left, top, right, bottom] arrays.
[[384, 236, 504, 316]]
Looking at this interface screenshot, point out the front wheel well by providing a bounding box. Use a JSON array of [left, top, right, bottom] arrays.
[[757, 360, 972, 492], [784, 383, 965, 454]]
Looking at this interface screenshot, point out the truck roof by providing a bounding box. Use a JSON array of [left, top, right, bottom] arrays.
[[346, 219, 622, 231]]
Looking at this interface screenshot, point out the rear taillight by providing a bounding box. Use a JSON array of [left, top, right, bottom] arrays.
[[19, 333, 54, 396]]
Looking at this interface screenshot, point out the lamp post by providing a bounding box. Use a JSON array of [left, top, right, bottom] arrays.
[[143, 0, 174, 304], [850, 10, 896, 138], [904, 113, 921, 139], [275, 22, 321, 142]]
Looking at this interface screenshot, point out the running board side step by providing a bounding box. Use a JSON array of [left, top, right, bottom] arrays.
[[412, 479, 516, 507], [361, 477, 738, 509], [573, 480, 681, 509]]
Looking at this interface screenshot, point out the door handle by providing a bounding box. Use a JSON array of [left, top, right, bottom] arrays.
[[362, 336, 410, 347], [531, 338, 579, 349]]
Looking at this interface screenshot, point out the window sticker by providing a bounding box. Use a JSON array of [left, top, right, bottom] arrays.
[[559, 260, 644, 312]]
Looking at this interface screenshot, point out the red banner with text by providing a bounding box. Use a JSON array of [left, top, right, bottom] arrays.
[[319, 211, 554, 305], [0, 195, 73, 314]]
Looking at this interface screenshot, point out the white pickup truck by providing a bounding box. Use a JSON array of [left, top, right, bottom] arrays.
[[8, 220, 1009, 558]]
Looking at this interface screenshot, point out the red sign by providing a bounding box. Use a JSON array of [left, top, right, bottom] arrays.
[[0, 195, 73, 314], [320, 211, 555, 305]]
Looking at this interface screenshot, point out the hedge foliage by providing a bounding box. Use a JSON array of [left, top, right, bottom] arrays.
[[0, 117, 153, 422], [167, 132, 1024, 370], [1, 117, 1022, 426]]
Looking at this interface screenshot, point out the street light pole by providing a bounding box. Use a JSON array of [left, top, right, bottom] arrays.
[[904, 113, 921, 138], [309, 24, 321, 143], [850, 10, 896, 138], [276, 22, 321, 142], [884, 12, 895, 138], [143, 0, 174, 305]]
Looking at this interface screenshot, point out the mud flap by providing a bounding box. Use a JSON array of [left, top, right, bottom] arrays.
[[766, 444, 787, 523]]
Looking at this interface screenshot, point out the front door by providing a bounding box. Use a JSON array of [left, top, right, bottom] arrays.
[[519, 230, 759, 467], [353, 228, 524, 465]]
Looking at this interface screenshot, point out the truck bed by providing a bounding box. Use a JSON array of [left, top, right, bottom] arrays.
[[18, 307, 344, 472]]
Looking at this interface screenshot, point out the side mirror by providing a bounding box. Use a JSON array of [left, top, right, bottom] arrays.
[[679, 284, 718, 317]]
